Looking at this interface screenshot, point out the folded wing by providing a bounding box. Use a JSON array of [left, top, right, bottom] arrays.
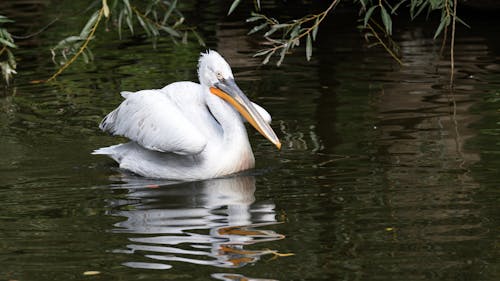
[[100, 83, 207, 155]]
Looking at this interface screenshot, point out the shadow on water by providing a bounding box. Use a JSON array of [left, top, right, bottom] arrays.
[[108, 174, 284, 279]]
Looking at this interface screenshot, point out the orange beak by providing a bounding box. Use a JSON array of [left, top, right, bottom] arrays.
[[210, 79, 281, 149]]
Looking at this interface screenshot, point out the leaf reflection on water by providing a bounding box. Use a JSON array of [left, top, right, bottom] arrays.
[[108, 175, 285, 270]]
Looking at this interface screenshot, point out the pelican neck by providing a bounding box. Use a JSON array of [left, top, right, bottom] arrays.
[[205, 88, 249, 142]]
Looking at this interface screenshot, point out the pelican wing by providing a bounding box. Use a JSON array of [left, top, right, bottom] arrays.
[[100, 83, 207, 155]]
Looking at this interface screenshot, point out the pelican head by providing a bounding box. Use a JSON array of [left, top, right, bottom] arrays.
[[198, 50, 281, 149]]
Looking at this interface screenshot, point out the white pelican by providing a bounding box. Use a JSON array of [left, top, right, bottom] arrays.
[[94, 50, 281, 180]]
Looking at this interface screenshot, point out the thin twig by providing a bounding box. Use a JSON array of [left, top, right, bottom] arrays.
[[450, 0, 457, 87], [13, 0, 102, 40], [447, 0, 463, 168], [367, 22, 403, 65], [440, 24, 448, 57], [0, 45, 6, 56], [132, 5, 161, 29], [264, 0, 340, 55], [132, 5, 178, 32], [46, 8, 104, 82], [439, 0, 450, 57], [11, 17, 59, 40]]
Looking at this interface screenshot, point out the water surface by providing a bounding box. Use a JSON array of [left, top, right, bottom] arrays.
[[1, 2, 499, 280]]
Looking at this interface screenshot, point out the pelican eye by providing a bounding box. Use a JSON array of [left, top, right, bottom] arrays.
[[216, 71, 223, 80]]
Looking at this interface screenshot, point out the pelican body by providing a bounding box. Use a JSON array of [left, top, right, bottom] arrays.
[[94, 51, 280, 180]]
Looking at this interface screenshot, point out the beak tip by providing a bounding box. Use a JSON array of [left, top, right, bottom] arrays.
[[275, 141, 282, 150]]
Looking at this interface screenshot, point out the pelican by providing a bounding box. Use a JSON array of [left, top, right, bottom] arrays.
[[93, 50, 281, 180]]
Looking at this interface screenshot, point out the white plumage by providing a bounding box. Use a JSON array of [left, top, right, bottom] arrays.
[[94, 50, 280, 180]]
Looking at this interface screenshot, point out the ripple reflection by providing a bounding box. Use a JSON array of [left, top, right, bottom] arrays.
[[108, 175, 284, 270]]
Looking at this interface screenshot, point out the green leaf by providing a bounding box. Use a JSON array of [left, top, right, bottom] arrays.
[[102, 0, 110, 18], [277, 44, 288, 67], [306, 33, 312, 61], [126, 12, 134, 35], [262, 49, 275, 65], [367, 42, 381, 48], [364, 5, 377, 27], [170, 35, 179, 46], [312, 17, 319, 41], [228, 0, 241, 15], [289, 24, 300, 38], [455, 15, 470, 28], [0, 60, 17, 83], [150, 22, 160, 36], [359, 0, 367, 10], [159, 25, 181, 37], [0, 37, 16, 48], [118, 9, 124, 39], [391, 0, 406, 13], [264, 26, 279, 37], [428, 0, 441, 9], [248, 22, 268, 35], [81, 49, 90, 63], [192, 30, 206, 47], [433, 15, 448, 39], [272, 23, 290, 29], [173, 17, 184, 28], [0, 15, 14, 24], [122, 0, 132, 16], [246, 16, 262, 23], [412, 2, 429, 19], [162, 0, 177, 25], [136, 14, 151, 36], [53, 36, 83, 50], [380, 6, 392, 35], [79, 11, 99, 38], [85, 47, 94, 62], [254, 49, 273, 57]]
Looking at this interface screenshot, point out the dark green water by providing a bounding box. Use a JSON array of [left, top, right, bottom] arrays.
[[1, 1, 499, 280]]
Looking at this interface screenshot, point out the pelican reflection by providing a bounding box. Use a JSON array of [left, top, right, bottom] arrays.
[[108, 175, 284, 270]]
